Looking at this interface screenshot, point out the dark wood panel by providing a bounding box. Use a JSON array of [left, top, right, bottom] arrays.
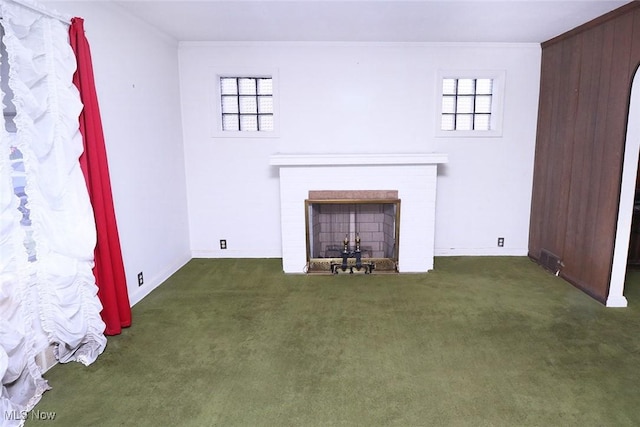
[[529, 38, 582, 263], [528, 43, 564, 259], [548, 37, 583, 254], [542, 2, 640, 48], [530, 3, 640, 304], [581, 18, 620, 302], [632, 8, 640, 67], [562, 25, 604, 291], [593, 12, 636, 299], [561, 17, 630, 303]]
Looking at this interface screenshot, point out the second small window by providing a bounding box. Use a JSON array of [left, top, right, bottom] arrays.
[[441, 78, 493, 131], [220, 77, 273, 132]]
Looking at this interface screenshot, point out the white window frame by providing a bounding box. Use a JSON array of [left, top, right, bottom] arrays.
[[435, 69, 505, 138], [211, 68, 280, 138]]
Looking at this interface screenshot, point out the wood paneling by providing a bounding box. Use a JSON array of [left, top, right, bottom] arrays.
[[529, 2, 640, 303]]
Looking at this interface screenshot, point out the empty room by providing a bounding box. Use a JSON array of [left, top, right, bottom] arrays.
[[2, 0, 640, 425]]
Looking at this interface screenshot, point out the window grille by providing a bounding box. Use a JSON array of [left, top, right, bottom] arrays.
[[441, 78, 493, 131], [220, 77, 273, 132]]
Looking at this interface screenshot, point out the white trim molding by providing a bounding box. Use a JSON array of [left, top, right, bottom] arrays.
[[269, 152, 448, 166]]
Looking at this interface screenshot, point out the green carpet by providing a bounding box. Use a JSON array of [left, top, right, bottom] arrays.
[[26, 257, 640, 426]]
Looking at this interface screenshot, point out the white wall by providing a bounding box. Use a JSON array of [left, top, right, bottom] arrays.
[[179, 42, 541, 259], [45, 1, 191, 304]]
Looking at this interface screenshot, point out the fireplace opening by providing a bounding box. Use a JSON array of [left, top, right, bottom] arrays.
[[305, 191, 400, 274]]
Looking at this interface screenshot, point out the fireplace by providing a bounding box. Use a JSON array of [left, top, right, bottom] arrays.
[[306, 190, 400, 273], [269, 153, 448, 273]]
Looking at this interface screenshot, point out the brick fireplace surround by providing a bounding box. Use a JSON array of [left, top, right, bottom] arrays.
[[269, 153, 448, 273]]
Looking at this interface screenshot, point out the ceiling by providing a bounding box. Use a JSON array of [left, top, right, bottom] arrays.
[[111, 0, 632, 43]]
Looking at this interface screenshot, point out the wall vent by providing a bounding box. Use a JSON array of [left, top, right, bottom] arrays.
[[540, 248, 563, 275]]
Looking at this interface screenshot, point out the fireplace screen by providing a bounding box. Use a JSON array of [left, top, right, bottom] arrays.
[[305, 195, 400, 273]]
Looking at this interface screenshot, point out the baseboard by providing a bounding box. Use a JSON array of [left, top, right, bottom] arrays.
[[190, 250, 282, 258], [435, 248, 528, 256], [606, 294, 628, 308]]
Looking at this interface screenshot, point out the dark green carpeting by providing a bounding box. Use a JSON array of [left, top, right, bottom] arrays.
[[26, 257, 640, 426]]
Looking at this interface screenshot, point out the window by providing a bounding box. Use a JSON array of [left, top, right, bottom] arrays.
[[220, 77, 273, 132], [436, 70, 505, 137], [441, 78, 493, 131]]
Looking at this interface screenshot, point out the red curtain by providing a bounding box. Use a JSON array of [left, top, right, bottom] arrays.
[[69, 18, 131, 335]]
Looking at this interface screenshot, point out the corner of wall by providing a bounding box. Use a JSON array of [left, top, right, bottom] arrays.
[[128, 253, 192, 307]]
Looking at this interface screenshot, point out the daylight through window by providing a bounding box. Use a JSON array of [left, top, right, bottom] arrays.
[[441, 78, 493, 131], [220, 77, 273, 131]]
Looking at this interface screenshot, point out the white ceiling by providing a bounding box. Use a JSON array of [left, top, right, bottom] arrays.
[[111, 0, 631, 43]]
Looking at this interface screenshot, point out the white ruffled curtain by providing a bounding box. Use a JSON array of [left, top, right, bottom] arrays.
[[0, 0, 107, 423]]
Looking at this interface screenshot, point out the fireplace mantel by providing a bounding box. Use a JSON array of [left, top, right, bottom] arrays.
[[269, 153, 448, 167], [270, 152, 448, 273]]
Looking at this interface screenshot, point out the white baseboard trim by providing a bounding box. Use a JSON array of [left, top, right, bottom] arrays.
[[606, 295, 628, 308], [191, 250, 281, 258], [435, 248, 528, 257]]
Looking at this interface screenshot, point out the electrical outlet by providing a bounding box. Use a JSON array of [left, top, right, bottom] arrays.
[[220, 239, 227, 249], [497, 237, 504, 247], [137, 272, 144, 286]]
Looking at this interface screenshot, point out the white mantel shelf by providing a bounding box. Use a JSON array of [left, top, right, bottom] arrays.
[[269, 153, 448, 166]]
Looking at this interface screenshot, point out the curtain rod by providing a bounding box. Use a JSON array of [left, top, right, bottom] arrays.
[[5, 0, 72, 24]]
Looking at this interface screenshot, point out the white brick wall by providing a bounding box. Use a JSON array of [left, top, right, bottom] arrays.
[[270, 154, 447, 273]]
